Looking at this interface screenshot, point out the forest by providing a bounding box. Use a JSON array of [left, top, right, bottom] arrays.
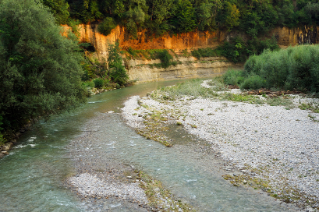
[[45, 0, 319, 38]]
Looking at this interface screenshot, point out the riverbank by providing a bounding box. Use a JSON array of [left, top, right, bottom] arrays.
[[121, 78, 319, 211]]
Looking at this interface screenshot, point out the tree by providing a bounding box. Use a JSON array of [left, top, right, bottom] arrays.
[[0, 0, 86, 131], [42, 0, 70, 24], [98, 17, 117, 35], [171, 0, 196, 33], [224, 2, 240, 31], [107, 42, 128, 86]]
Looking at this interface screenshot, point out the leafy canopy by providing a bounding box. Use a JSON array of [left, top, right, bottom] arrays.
[[0, 0, 86, 131]]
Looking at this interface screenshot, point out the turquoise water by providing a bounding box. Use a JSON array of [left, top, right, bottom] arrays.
[[0, 80, 297, 211]]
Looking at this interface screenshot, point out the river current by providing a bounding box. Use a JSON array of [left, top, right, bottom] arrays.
[[0, 80, 298, 211]]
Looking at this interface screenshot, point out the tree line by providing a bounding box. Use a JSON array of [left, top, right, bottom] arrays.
[[44, 0, 319, 38]]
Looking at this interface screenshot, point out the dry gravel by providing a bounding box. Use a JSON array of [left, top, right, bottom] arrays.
[[122, 80, 319, 210]]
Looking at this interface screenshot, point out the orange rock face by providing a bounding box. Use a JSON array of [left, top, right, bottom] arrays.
[[61, 24, 318, 60], [62, 24, 224, 59]]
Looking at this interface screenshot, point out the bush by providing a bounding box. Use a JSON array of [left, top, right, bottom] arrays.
[[83, 81, 95, 88], [108, 42, 129, 86], [240, 75, 266, 90], [243, 45, 319, 92], [191, 48, 222, 59], [98, 17, 117, 36], [191, 50, 202, 59], [81, 70, 90, 81], [157, 50, 173, 68], [223, 70, 245, 86], [93, 78, 104, 88]]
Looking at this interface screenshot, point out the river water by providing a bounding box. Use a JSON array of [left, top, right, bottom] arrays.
[[0, 80, 298, 212]]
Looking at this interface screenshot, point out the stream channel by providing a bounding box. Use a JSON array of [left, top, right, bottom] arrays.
[[0, 80, 298, 212]]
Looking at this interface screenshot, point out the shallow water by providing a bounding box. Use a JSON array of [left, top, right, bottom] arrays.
[[0, 80, 297, 211], [83, 114, 297, 212]]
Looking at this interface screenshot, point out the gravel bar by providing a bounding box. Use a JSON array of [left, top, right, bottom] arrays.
[[122, 81, 319, 210]]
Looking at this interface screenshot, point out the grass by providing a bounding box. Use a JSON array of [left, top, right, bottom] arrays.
[[149, 78, 297, 108], [299, 103, 319, 113], [266, 96, 294, 109], [308, 114, 319, 122], [150, 79, 218, 101], [135, 107, 173, 147], [138, 171, 195, 211], [191, 47, 222, 59], [221, 93, 263, 104]]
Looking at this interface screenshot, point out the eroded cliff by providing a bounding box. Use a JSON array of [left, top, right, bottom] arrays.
[[63, 24, 319, 60], [62, 24, 318, 82]]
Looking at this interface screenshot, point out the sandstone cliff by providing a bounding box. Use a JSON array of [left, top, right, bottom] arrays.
[[63, 24, 319, 60], [62, 24, 318, 82]]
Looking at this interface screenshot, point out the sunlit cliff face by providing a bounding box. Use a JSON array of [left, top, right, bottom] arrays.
[[62, 24, 319, 60]]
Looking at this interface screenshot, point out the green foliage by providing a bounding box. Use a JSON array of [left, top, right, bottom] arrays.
[[224, 2, 240, 31], [219, 36, 279, 63], [170, 0, 196, 33], [0, 0, 86, 132], [42, 0, 318, 42], [93, 78, 104, 88], [69, 0, 102, 23], [153, 79, 217, 100], [42, 0, 70, 24], [107, 42, 128, 86], [125, 48, 177, 68], [98, 17, 117, 36], [241, 45, 319, 91], [223, 70, 245, 86], [191, 48, 222, 59], [240, 75, 266, 90], [81, 56, 107, 79], [67, 19, 81, 37], [219, 37, 249, 63], [157, 50, 172, 68]]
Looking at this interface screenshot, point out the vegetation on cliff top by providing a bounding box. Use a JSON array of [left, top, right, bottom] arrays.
[[45, 0, 319, 39]]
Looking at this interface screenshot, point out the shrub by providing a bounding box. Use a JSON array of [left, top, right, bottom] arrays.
[[81, 70, 90, 81], [223, 69, 245, 86], [191, 50, 202, 59], [83, 81, 95, 88], [157, 50, 173, 68], [240, 75, 266, 90], [127, 47, 138, 57], [93, 78, 104, 88], [108, 42, 129, 86], [98, 17, 117, 36], [191, 48, 222, 59], [243, 45, 319, 92]]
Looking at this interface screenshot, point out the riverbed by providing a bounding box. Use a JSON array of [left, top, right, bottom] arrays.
[[0, 79, 304, 211]]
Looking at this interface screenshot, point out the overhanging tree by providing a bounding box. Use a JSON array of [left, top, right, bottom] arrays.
[[0, 0, 86, 132]]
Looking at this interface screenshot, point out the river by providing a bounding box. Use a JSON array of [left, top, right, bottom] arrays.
[[0, 80, 298, 211]]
